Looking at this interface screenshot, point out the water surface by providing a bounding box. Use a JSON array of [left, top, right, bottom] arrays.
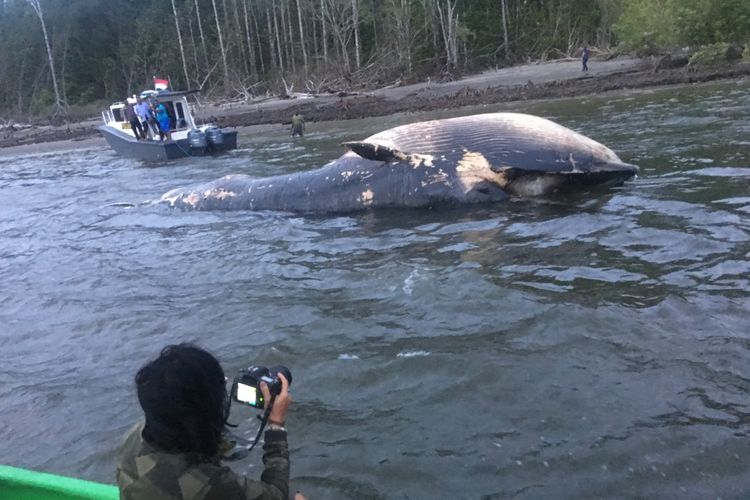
[[1, 80, 749, 499]]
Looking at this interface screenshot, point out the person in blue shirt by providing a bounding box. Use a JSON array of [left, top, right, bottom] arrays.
[[135, 98, 153, 139], [154, 100, 171, 141], [582, 46, 590, 72]]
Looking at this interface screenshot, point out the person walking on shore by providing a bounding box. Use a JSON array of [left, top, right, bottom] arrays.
[[582, 46, 590, 72]]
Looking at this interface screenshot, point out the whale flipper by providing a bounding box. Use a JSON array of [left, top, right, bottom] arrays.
[[343, 141, 409, 162]]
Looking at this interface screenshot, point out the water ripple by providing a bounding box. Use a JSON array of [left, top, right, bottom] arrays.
[[1, 81, 750, 497]]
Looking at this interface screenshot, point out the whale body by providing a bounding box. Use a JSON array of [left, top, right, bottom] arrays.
[[160, 112, 638, 213]]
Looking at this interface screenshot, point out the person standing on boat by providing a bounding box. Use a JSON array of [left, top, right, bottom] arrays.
[[154, 100, 171, 142], [124, 99, 144, 140], [135, 97, 153, 140]]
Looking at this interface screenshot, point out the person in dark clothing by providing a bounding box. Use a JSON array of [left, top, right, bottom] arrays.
[[116, 344, 306, 500], [290, 113, 305, 138], [582, 46, 590, 72], [124, 100, 144, 140]]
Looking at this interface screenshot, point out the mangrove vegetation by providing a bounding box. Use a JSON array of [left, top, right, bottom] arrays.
[[0, 0, 748, 120]]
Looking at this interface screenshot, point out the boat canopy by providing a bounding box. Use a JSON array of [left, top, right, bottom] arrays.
[[102, 89, 199, 131], [138, 89, 200, 99]]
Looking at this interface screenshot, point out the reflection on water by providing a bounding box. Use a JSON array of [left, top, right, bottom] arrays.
[[0, 80, 749, 498]]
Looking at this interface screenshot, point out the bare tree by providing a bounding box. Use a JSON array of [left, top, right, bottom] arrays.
[[251, 3, 266, 74], [25, 0, 65, 118], [295, 0, 308, 72], [320, 0, 356, 76], [265, 4, 277, 70], [211, 0, 230, 86], [500, 0, 509, 60], [186, 5, 201, 84], [386, 0, 420, 75], [281, 0, 295, 73], [351, 0, 360, 70], [436, 0, 459, 74], [242, 0, 257, 77], [194, 0, 209, 70], [595, 0, 620, 47], [231, 0, 249, 78], [171, 0, 191, 89], [272, 2, 284, 72], [320, 0, 328, 63]]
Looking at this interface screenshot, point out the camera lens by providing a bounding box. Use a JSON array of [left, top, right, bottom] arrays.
[[269, 366, 292, 388]]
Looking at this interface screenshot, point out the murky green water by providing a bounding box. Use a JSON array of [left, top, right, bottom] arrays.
[[1, 80, 749, 499]]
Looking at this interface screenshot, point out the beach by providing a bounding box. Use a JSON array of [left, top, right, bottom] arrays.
[[2, 55, 749, 156]]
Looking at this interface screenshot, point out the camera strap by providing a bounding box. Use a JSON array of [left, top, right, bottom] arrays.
[[246, 394, 276, 452]]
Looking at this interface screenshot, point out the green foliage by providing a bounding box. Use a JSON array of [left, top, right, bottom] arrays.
[[673, 0, 750, 45], [615, 0, 750, 52], [687, 43, 726, 67], [29, 88, 54, 116], [0, 0, 746, 119], [613, 0, 677, 54]]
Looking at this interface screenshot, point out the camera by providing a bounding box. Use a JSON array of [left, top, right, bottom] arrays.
[[231, 365, 292, 410]]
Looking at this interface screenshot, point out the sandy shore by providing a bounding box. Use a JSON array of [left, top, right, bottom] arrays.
[[2, 56, 749, 156]]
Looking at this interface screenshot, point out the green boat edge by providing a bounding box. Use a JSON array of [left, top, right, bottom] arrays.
[[0, 464, 118, 500]]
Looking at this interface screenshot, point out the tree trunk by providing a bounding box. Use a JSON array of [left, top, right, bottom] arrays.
[[194, 0, 209, 70], [500, 0, 509, 60], [242, 0, 257, 77], [281, 0, 294, 73], [60, 27, 70, 104], [310, 3, 318, 60], [187, 10, 201, 85], [351, 0, 360, 70], [266, 5, 277, 70], [391, 0, 416, 75], [436, 0, 458, 73], [252, 4, 266, 74], [273, 3, 284, 73], [211, 0, 230, 86], [321, 0, 353, 76], [286, 1, 296, 73], [370, 0, 378, 49], [296, 0, 308, 72], [170, 0, 191, 90], [26, 0, 65, 119], [232, 0, 249, 79], [320, 0, 328, 63]]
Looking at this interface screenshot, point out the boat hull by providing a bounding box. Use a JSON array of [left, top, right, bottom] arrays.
[[0, 465, 118, 500], [98, 125, 237, 161]]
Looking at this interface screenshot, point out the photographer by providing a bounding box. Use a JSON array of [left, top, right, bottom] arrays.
[[116, 344, 304, 500]]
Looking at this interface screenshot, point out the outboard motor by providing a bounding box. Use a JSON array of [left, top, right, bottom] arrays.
[[188, 129, 207, 149], [206, 126, 225, 147]]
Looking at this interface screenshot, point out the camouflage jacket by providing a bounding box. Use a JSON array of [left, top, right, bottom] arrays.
[[116, 424, 289, 500]]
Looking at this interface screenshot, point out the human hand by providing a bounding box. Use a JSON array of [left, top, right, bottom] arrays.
[[293, 492, 307, 500], [261, 372, 291, 425]]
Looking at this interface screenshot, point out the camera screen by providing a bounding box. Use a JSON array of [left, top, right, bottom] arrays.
[[236, 383, 257, 405]]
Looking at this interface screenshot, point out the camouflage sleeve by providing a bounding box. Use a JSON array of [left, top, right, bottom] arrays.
[[203, 429, 289, 500], [258, 428, 290, 500]]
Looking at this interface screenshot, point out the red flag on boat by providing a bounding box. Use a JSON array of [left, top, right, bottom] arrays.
[[153, 77, 169, 91]]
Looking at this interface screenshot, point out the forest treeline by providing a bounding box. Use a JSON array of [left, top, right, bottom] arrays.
[[0, 0, 748, 120]]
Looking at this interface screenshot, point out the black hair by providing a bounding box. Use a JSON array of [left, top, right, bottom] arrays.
[[135, 344, 228, 457]]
